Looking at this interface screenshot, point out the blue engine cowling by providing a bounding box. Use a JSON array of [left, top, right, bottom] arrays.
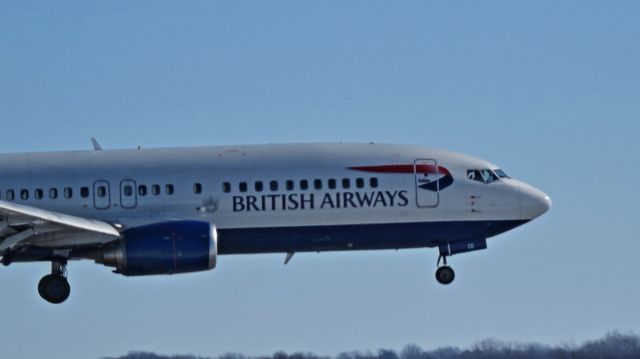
[[99, 221, 217, 276]]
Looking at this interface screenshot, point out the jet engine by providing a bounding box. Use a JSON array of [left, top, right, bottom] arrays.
[[97, 221, 217, 276]]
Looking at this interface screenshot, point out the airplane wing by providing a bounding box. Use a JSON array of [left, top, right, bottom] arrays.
[[0, 200, 120, 253]]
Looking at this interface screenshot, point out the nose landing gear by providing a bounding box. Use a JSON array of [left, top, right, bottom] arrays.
[[435, 255, 455, 285], [38, 261, 70, 304]]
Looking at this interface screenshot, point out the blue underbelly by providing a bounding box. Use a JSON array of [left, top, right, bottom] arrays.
[[217, 220, 528, 254]]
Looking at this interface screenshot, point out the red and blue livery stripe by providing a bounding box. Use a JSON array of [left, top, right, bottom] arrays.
[[348, 164, 454, 191]]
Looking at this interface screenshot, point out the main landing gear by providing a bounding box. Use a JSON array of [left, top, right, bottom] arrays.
[[38, 260, 71, 304], [435, 255, 455, 285]]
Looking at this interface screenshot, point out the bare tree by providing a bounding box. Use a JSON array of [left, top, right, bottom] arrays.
[[101, 331, 640, 359]]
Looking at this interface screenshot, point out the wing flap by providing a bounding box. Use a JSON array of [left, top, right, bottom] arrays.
[[0, 200, 120, 237]]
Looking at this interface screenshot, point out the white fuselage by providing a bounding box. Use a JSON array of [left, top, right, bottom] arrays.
[[0, 143, 550, 254]]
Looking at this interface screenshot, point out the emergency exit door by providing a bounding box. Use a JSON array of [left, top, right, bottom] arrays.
[[93, 180, 111, 210], [120, 179, 138, 209], [414, 159, 440, 208]]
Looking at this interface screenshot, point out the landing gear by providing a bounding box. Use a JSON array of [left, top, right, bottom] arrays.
[[435, 255, 455, 285], [38, 261, 70, 304]]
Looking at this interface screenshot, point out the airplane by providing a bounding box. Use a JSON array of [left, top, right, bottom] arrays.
[[0, 141, 551, 304]]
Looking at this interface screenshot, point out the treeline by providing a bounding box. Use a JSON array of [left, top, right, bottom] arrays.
[[102, 331, 640, 359]]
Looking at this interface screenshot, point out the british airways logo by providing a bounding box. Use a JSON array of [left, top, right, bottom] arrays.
[[231, 163, 453, 213], [232, 191, 409, 212], [348, 164, 454, 191]]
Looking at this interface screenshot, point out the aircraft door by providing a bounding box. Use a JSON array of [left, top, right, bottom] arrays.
[[414, 159, 439, 208], [93, 180, 111, 210], [120, 179, 138, 209]]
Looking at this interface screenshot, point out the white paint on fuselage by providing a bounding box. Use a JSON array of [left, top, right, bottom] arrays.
[[0, 143, 550, 232]]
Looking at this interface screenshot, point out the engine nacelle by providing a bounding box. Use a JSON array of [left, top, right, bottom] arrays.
[[439, 238, 487, 257], [98, 221, 217, 276]]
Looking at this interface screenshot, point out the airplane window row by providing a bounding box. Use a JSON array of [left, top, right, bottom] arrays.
[[2, 188, 77, 201], [1, 177, 382, 202], [222, 177, 379, 194], [130, 184, 176, 197], [0, 183, 180, 201]]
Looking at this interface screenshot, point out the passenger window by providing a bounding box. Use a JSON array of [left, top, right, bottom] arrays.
[[342, 178, 350, 189], [21, 189, 29, 200], [139, 185, 147, 196], [124, 185, 133, 197], [152, 184, 161, 195], [313, 179, 322, 190], [165, 184, 174, 195], [6, 190, 14, 201], [239, 182, 248, 193], [97, 186, 107, 198], [194, 183, 202, 194], [81, 187, 89, 198], [270, 181, 278, 191], [356, 178, 365, 189], [328, 179, 336, 190], [223, 182, 231, 193], [300, 180, 308, 190], [370, 177, 379, 188], [255, 181, 263, 192], [49, 188, 58, 199], [286, 180, 294, 191], [64, 187, 73, 199], [35, 189, 44, 200]]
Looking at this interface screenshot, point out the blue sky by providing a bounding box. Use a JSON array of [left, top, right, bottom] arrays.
[[0, 1, 639, 358]]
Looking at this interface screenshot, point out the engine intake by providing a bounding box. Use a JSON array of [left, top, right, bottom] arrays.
[[98, 221, 217, 276]]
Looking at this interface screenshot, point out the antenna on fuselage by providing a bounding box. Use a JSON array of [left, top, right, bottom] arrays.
[[284, 252, 295, 265], [91, 138, 103, 151]]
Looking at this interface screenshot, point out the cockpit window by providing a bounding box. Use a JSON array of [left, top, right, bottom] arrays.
[[467, 170, 481, 182], [494, 169, 510, 178], [481, 170, 499, 183], [467, 169, 499, 184]]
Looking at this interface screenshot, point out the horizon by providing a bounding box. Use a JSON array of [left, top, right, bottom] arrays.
[[101, 331, 640, 359]]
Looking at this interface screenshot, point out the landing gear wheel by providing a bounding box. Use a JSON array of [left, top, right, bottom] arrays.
[[38, 260, 71, 304], [435, 266, 455, 285], [38, 274, 70, 304], [38, 261, 71, 305]]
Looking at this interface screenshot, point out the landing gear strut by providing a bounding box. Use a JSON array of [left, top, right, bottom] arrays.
[[435, 255, 455, 285], [38, 261, 70, 304]]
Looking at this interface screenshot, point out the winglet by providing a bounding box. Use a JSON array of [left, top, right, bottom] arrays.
[[91, 138, 103, 151]]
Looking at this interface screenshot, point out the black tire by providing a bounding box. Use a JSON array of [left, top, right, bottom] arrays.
[[38, 274, 71, 304], [435, 266, 455, 285]]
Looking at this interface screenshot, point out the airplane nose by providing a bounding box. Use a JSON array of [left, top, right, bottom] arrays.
[[520, 183, 551, 219]]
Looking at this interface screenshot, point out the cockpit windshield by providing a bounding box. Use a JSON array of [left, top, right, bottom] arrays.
[[467, 169, 500, 184], [494, 169, 510, 178]]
